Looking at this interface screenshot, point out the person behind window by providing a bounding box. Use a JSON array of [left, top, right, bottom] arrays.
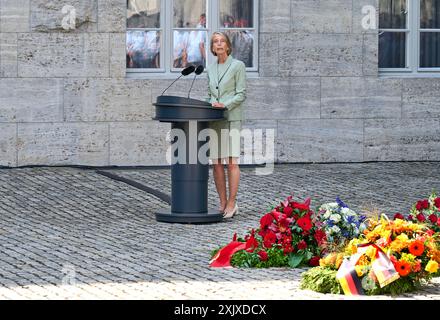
[[197, 13, 206, 28], [206, 32, 246, 219], [142, 31, 160, 68], [184, 14, 207, 67], [173, 19, 189, 68], [127, 31, 147, 68]]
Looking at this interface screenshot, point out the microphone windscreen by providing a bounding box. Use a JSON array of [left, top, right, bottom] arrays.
[[195, 65, 204, 75], [181, 65, 195, 76]]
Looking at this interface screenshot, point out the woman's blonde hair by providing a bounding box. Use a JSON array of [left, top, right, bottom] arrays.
[[210, 32, 232, 56]]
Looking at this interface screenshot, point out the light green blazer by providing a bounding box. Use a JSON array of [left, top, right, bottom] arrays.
[[206, 55, 246, 121]]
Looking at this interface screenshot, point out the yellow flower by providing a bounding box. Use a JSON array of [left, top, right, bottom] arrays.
[[335, 253, 344, 269], [389, 239, 408, 253], [395, 233, 409, 242], [425, 260, 439, 274], [355, 265, 364, 277], [365, 246, 377, 260]]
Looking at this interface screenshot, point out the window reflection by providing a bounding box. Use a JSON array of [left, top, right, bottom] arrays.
[[379, 32, 406, 68], [127, 0, 161, 28], [173, 30, 207, 68], [420, 32, 440, 68], [173, 0, 206, 28], [379, 0, 407, 29], [126, 30, 161, 69], [421, 0, 440, 29], [220, 0, 253, 28], [225, 30, 253, 67]]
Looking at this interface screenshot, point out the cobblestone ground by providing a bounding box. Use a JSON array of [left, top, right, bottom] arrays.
[[0, 162, 439, 300]]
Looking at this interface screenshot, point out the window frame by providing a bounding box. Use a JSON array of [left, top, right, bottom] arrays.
[[126, 0, 259, 77], [379, 0, 440, 77]]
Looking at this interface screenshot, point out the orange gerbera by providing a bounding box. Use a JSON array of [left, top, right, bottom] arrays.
[[395, 261, 411, 277], [409, 240, 425, 256]]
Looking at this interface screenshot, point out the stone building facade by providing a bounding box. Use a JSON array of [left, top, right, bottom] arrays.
[[0, 0, 439, 167]]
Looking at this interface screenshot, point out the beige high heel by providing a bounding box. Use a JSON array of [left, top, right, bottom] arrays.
[[223, 203, 238, 219]]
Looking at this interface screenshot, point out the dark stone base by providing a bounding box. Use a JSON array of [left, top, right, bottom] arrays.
[[155, 209, 223, 224]]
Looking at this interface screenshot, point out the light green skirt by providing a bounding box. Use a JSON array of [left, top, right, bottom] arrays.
[[208, 120, 242, 159]]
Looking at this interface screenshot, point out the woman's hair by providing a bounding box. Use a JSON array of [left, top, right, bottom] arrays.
[[210, 32, 232, 56]]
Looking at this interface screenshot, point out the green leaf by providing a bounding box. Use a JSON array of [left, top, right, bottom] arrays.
[[288, 253, 304, 268], [304, 250, 313, 261]]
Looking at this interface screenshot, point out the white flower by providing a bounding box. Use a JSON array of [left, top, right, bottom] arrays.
[[330, 214, 341, 224], [330, 225, 340, 234], [323, 210, 331, 219], [341, 207, 350, 215]]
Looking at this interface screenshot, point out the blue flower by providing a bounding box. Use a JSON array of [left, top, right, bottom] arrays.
[[336, 197, 348, 208], [346, 215, 355, 224], [341, 230, 350, 238], [326, 220, 335, 228]]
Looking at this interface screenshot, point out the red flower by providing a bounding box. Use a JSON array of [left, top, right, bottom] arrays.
[[258, 250, 268, 261], [283, 206, 293, 216], [314, 229, 326, 245], [309, 256, 320, 267], [292, 202, 310, 211], [232, 233, 237, 241], [408, 240, 424, 256], [416, 199, 429, 211], [245, 235, 259, 253], [416, 213, 426, 222], [407, 215, 414, 221], [395, 261, 411, 277], [297, 240, 307, 250], [263, 232, 277, 248], [283, 245, 294, 254], [428, 214, 438, 224], [435, 197, 440, 209], [297, 216, 312, 232], [260, 213, 274, 229], [279, 218, 293, 233], [393, 213, 405, 220], [422, 199, 429, 209]]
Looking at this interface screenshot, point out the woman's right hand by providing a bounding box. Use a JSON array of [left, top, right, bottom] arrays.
[[212, 102, 225, 109]]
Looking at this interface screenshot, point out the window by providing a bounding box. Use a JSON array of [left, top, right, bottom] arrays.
[[379, 0, 440, 75], [126, 0, 258, 76]]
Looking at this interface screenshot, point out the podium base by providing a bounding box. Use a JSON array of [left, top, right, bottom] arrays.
[[155, 209, 223, 224]]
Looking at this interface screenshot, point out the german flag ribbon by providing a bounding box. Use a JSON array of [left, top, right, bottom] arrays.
[[337, 243, 400, 295], [357, 243, 400, 288], [209, 241, 246, 268], [336, 254, 365, 295]]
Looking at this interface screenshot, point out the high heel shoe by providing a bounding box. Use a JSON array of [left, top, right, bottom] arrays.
[[223, 203, 239, 219]]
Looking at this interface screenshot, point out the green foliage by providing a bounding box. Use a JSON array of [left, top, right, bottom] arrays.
[[230, 247, 290, 268], [288, 253, 304, 268], [300, 267, 343, 294], [365, 277, 424, 296]]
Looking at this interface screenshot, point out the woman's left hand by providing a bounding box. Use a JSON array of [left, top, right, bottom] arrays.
[[212, 102, 225, 109]]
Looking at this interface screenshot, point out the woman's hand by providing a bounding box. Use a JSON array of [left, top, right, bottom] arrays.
[[212, 102, 225, 109]]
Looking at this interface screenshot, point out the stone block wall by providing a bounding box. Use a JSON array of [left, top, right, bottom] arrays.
[[0, 0, 439, 167]]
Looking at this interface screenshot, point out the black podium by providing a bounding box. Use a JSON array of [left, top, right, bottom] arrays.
[[153, 95, 225, 223]]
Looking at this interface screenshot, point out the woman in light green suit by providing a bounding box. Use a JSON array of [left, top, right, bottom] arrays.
[[207, 32, 246, 219]]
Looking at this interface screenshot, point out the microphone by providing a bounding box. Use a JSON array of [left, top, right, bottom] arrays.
[[161, 65, 196, 96], [187, 65, 204, 99]]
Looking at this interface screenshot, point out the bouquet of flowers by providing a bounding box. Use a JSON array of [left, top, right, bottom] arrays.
[[301, 216, 440, 295], [407, 191, 440, 233], [314, 197, 367, 253], [210, 195, 326, 268]]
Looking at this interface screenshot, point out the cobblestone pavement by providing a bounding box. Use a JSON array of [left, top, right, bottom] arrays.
[[0, 162, 439, 300]]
